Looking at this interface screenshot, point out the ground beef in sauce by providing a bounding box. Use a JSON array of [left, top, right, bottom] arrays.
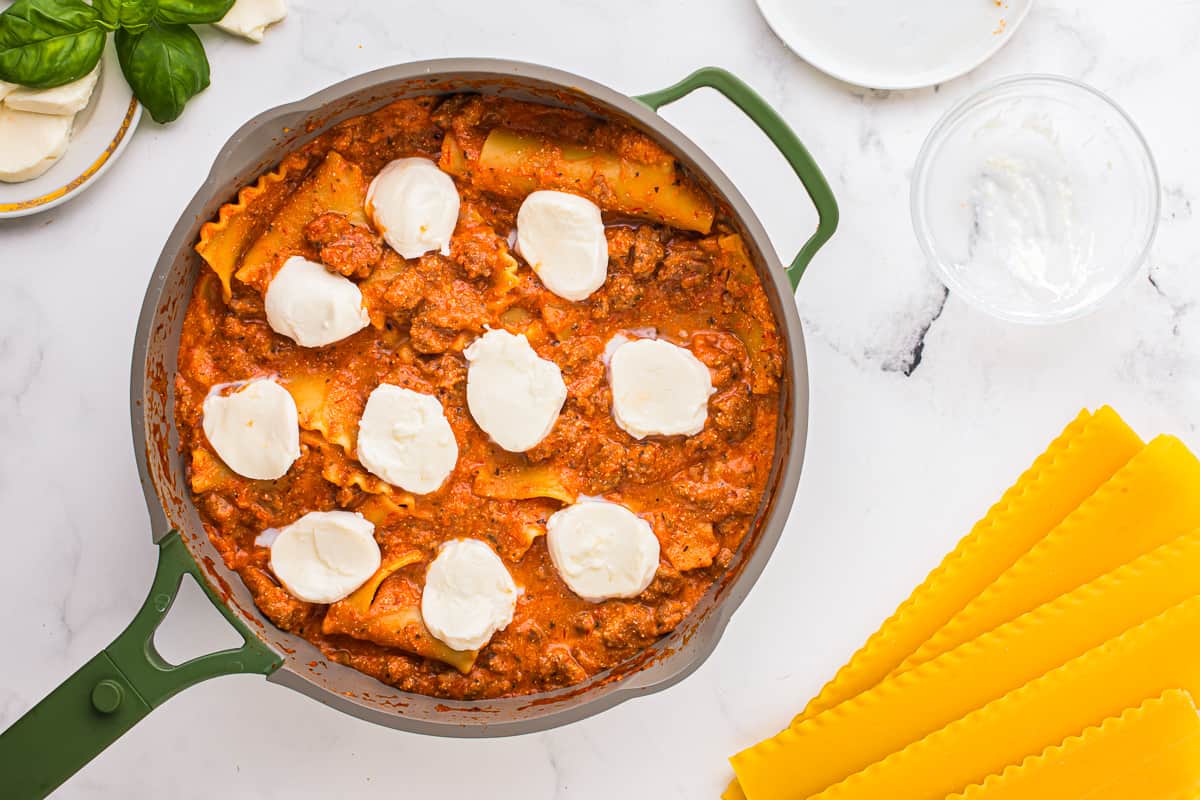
[[177, 94, 782, 700]]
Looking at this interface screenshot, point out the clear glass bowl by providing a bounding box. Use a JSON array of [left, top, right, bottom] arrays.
[[911, 75, 1160, 324]]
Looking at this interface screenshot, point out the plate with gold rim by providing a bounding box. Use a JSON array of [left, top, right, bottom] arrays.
[[0, 41, 141, 219]]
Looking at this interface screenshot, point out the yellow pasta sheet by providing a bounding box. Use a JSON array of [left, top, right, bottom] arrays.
[[903, 434, 1200, 670], [799, 407, 1141, 719], [195, 152, 312, 299], [322, 552, 478, 673], [730, 525, 1200, 800], [235, 151, 368, 294], [948, 689, 1200, 800], [806, 594, 1200, 800], [286, 373, 362, 455]]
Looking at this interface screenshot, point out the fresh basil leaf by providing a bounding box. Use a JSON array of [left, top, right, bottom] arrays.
[[94, 0, 158, 34], [0, 0, 105, 88], [116, 21, 209, 124], [154, 0, 234, 25]]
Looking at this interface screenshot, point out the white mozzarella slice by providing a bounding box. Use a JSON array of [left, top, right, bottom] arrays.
[[0, 107, 73, 183], [515, 190, 608, 301], [357, 384, 458, 494], [201, 378, 301, 480], [546, 499, 660, 602], [214, 0, 287, 42], [421, 539, 517, 651], [609, 337, 714, 438], [463, 328, 566, 452], [366, 157, 460, 259], [269, 510, 380, 604], [0, 81, 19, 101], [264, 255, 369, 347], [5, 65, 100, 115]]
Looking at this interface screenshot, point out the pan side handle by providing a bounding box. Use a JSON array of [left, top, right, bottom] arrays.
[[636, 67, 839, 290], [0, 531, 282, 798]]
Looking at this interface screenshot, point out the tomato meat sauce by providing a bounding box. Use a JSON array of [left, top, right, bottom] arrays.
[[175, 94, 782, 699]]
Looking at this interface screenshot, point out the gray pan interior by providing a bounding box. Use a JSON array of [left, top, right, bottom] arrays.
[[131, 59, 810, 736]]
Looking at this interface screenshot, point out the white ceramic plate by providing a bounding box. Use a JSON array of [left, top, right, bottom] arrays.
[[0, 41, 141, 218], [756, 0, 1034, 90]]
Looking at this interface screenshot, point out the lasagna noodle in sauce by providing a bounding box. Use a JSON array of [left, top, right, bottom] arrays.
[[175, 94, 782, 700]]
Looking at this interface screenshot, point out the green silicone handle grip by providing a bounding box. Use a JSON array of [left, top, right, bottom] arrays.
[[636, 67, 839, 289], [0, 531, 282, 798]]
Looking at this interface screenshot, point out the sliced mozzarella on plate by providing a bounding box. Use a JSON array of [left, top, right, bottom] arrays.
[[269, 510, 380, 604], [264, 255, 369, 347], [366, 157, 460, 259], [202, 377, 301, 480], [421, 538, 517, 651], [0, 107, 73, 183], [214, 0, 288, 42], [357, 384, 458, 494], [464, 328, 567, 452], [609, 337, 714, 438], [0, 82, 16, 101], [5, 65, 100, 115], [546, 499, 660, 602], [515, 190, 608, 301]]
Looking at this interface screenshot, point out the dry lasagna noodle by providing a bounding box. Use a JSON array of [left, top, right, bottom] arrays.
[[949, 689, 1200, 800], [806, 594, 1200, 799], [722, 407, 1144, 800], [799, 406, 1142, 719], [730, 526, 1200, 799], [904, 434, 1200, 670]]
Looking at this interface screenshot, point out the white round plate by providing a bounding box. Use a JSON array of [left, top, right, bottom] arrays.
[[0, 41, 141, 218], [756, 0, 1034, 90]]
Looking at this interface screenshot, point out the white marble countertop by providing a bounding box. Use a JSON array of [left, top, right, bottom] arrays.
[[2, 0, 1198, 796]]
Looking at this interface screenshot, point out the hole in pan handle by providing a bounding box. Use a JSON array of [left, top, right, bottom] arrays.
[[636, 67, 839, 290], [0, 531, 283, 798]]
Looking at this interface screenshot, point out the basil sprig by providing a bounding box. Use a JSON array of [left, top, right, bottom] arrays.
[[116, 22, 209, 124], [94, 0, 158, 34], [154, 0, 233, 26], [0, 0, 105, 89], [0, 0, 237, 123]]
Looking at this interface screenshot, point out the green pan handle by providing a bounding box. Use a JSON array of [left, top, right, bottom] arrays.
[[636, 67, 839, 289], [0, 531, 282, 798]]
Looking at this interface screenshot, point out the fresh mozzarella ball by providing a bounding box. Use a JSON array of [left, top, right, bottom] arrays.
[[357, 384, 458, 494], [367, 157, 460, 259], [214, 0, 288, 42], [463, 328, 567, 452], [0, 107, 74, 183], [516, 190, 608, 301], [609, 337, 714, 438], [269, 511, 381, 603], [263, 256, 369, 347], [546, 499, 660, 602], [421, 539, 518, 651], [202, 378, 301, 480], [4, 65, 99, 115]]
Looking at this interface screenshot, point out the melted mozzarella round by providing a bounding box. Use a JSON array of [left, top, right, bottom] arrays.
[[264, 256, 369, 347], [421, 539, 517, 651], [546, 499, 660, 602], [609, 337, 714, 438], [464, 329, 567, 452], [367, 157, 460, 259], [515, 190, 608, 301], [202, 378, 301, 480], [269, 511, 381, 604], [357, 384, 458, 494]]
